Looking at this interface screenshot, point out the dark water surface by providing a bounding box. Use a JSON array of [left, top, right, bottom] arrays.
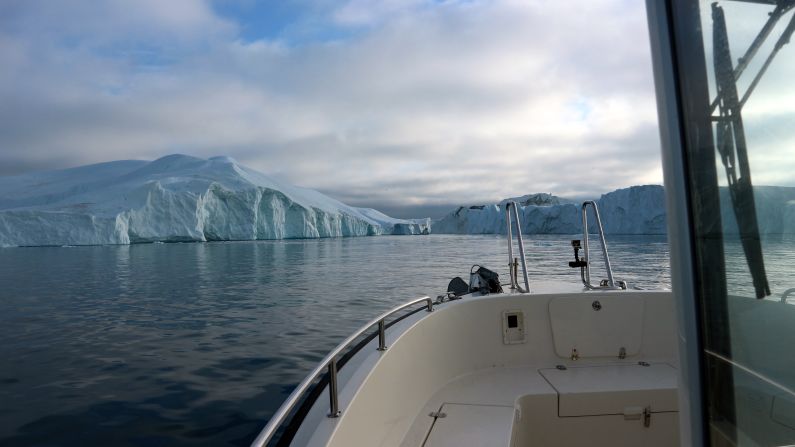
[[0, 233, 713, 446]]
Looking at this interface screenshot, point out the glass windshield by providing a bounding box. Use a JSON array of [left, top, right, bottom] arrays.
[[675, 0, 795, 445]]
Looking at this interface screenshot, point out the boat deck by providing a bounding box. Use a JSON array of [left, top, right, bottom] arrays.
[[402, 362, 678, 447], [402, 366, 553, 447]]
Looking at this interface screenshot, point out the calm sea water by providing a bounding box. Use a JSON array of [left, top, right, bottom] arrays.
[[0, 234, 789, 446]]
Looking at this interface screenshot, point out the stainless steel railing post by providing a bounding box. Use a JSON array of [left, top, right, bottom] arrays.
[[328, 359, 341, 418], [505, 204, 516, 289], [377, 319, 387, 351], [581, 201, 616, 289], [510, 202, 531, 293], [581, 204, 591, 285]]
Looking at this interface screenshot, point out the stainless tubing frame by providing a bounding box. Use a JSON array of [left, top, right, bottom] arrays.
[[512, 203, 531, 293], [505, 202, 530, 293], [250, 296, 434, 447], [581, 201, 616, 289], [505, 204, 516, 289]]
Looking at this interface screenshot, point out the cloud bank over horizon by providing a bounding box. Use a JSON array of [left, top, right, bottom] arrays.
[[0, 0, 666, 216]]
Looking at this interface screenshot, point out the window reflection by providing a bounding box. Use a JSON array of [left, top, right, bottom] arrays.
[[693, 1, 795, 445]]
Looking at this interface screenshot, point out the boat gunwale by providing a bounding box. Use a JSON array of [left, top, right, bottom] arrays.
[[251, 295, 434, 447]]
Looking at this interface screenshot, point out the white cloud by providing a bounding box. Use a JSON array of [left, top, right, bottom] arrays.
[[0, 0, 668, 214], [332, 0, 428, 26]]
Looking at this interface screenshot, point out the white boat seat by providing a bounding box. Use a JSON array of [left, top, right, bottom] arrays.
[[539, 363, 678, 416]]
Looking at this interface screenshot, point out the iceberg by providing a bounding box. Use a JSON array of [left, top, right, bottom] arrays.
[[433, 199, 583, 235], [595, 185, 667, 235], [434, 184, 795, 235], [0, 155, 430, 247], [432, 186, 665, 235]]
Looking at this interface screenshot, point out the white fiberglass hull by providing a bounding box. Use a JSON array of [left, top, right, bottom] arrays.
[[276, 288, 680, 447]]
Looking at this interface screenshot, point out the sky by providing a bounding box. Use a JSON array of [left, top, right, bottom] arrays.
[[2, 0, 666, 218]]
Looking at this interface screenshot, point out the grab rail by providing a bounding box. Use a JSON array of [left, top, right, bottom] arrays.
[[581, 201, 624, 290], [505, 201, 530, 293], [250, 296, 434, 447], [781, 288, 795, 303]]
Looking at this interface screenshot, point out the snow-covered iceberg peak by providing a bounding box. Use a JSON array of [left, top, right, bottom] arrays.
[[0, 155, 430, 247], [208, 155, 237, 164]]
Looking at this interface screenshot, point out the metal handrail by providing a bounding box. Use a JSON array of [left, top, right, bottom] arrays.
[[781, 288, 795, 303], [505, 201, 530, 293], [250, 296, 434, 447], [581, 201, 624, 290]]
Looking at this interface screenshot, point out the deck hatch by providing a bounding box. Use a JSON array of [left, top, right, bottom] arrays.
[[548, 295, 644, 358], [423, 403, 515, 447]]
